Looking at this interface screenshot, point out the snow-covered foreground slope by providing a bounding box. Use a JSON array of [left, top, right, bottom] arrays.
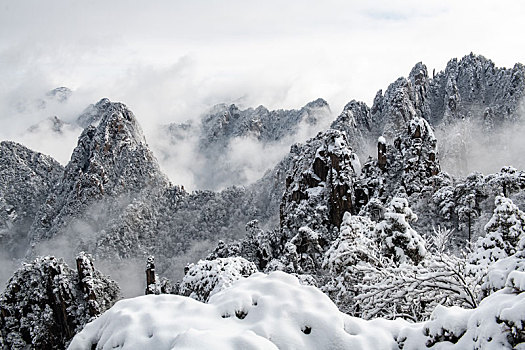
[[69, 271, 403, 350], [69, 271, 525, 349]]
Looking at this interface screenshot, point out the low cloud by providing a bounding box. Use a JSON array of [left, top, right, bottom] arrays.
[[438, 116, 525, 176]]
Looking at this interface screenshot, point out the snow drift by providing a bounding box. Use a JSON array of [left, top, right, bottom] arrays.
[[69, 270, 525, 349], [69, 271, 402, 350]]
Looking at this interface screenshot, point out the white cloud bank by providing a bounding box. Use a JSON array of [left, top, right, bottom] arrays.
[[0, 0, 524, 175]]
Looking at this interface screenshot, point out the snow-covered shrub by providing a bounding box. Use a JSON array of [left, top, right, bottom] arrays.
[[178, 257, 258, 302], [401, 117, 440, 194], [346, 226, 479, 321], [206, 221, 285, 272], [487, 166, 525, 198], [286, 226, 324, 273], [356, 251, 478, 321], [324, 213, 378, 270], [322, 213, 378, 314], [398, 270, 525, 349]]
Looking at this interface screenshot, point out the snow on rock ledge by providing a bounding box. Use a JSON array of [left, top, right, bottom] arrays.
[[69, 271, 402, 350]]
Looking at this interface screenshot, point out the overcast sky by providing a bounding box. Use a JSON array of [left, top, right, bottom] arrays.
[[1, 0, 524, 165]]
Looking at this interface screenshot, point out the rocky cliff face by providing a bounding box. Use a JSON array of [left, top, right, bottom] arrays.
[[280, 129, 360, 236], [199, 98, 331, 147], [332, 54, 524, 167], [368, 54, 524, 138], [0, 141, 63, 256], [330, 100, 372, 157], [427, 53, 525, 127]]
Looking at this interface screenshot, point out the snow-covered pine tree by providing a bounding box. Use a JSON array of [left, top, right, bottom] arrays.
[[322, 213, 378, 315], [178, 257, 258, 302], [375, 196, 426, 265], [469, 196, 525, 277]]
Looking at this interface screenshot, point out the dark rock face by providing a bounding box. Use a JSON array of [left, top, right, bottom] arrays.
[[352, 117, 440, 216], [377, 137, 387, 170], [280, 129, 360, 236], [0, 141, 63, 256], [0, 253, 119, 349], [330, 100, 372, 157], [145, 255, 157, 295]]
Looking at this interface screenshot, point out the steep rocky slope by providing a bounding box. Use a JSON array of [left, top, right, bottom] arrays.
[[19, 100, 276, 287], [0, 141, 63, 256], [330, 54, 525, 161]]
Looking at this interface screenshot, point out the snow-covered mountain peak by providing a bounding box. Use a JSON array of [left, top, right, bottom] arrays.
[[46, 86, 72, 103], [90, 99, 148, 151], [304, 97, 329, 109], [200, 98, 331, 145], [28, 99, 169, 242]]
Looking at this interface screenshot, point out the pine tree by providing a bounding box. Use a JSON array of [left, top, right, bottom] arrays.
[[469, 196, 525, 270], [322, 213, 378, 315], [178, 257, 258, 302], [375, 197, 426, 265]]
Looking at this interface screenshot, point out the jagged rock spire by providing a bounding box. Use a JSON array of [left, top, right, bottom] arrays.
[[330, 100, 372, 156], [280, 129, 360, 236]]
